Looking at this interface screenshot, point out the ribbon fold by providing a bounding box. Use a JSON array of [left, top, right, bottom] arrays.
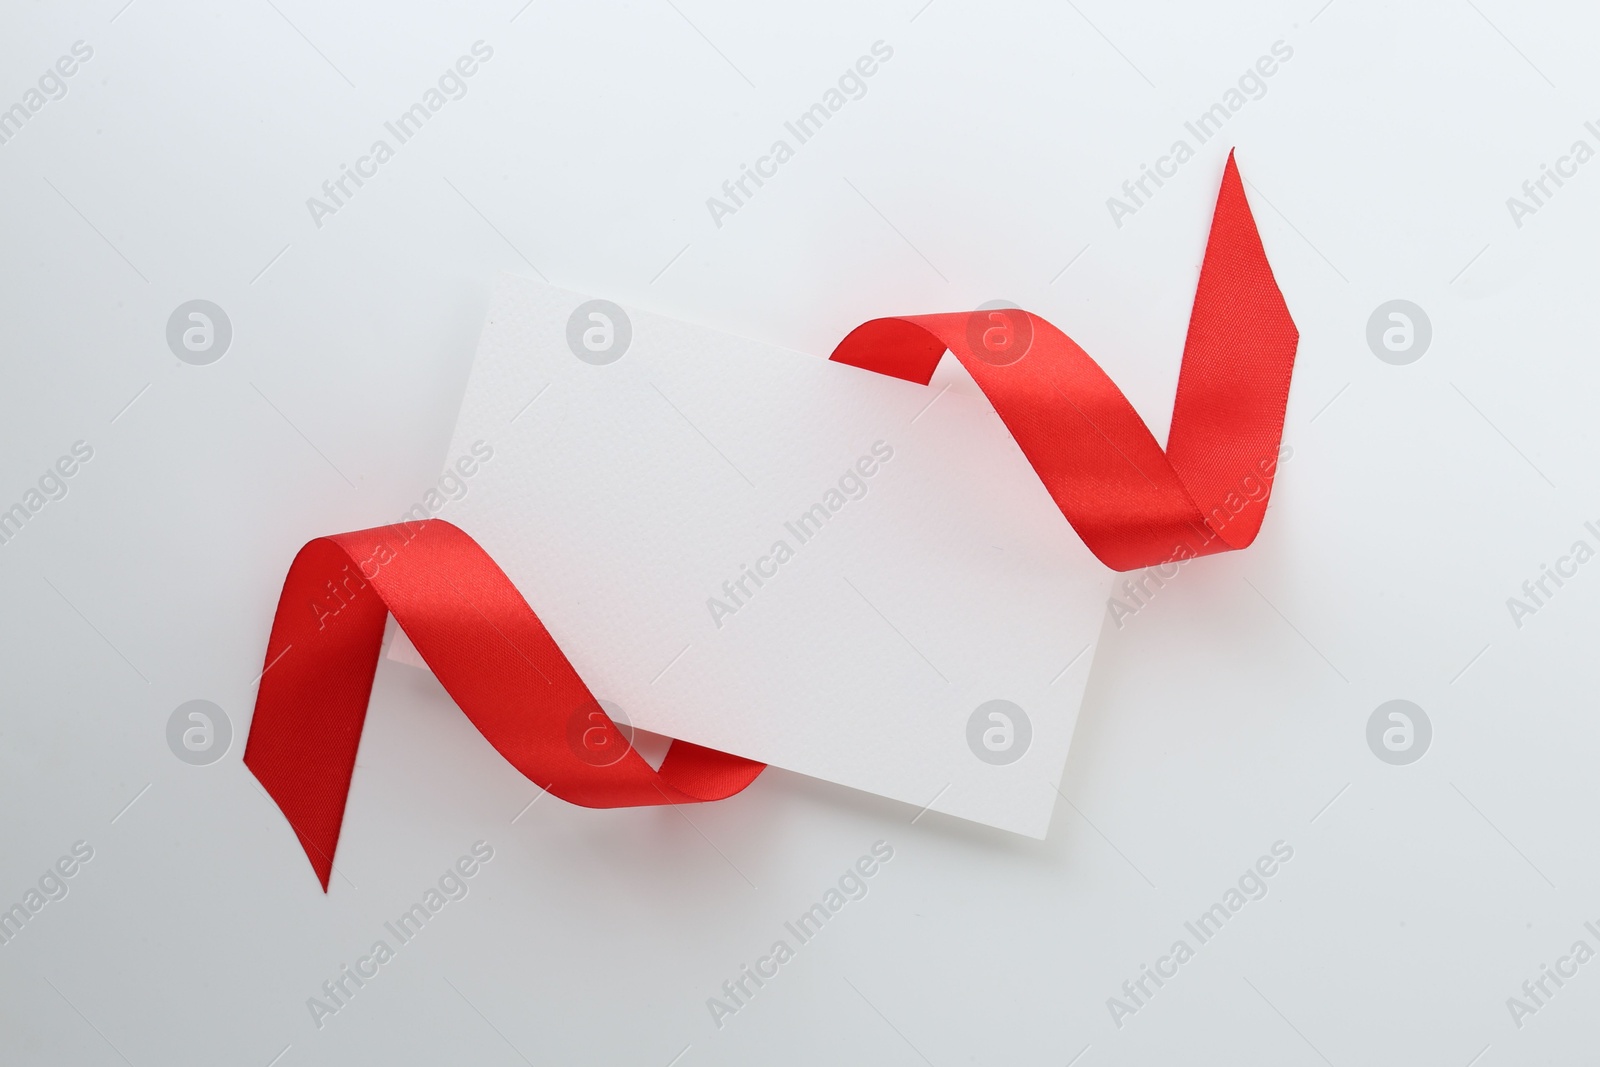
[[244, 151, 1296, 889], [830, 152, 1296, 570]]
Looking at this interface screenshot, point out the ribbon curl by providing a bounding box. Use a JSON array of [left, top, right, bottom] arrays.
[[830, 152, 1296, 571], [244, 151, 1296, 889]]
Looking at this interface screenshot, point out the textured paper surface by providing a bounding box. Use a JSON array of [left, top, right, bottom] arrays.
[[391, 273, 1112, 836]]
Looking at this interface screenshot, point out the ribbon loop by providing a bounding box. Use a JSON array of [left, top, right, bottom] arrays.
[[830, 151, 1296, 571], [244, 519, 764, 890]]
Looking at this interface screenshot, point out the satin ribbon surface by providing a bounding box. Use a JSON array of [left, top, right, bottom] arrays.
[[244, 152, 1297, 889]]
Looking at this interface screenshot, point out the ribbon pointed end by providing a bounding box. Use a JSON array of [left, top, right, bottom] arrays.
[[246, 751, 339, 894]]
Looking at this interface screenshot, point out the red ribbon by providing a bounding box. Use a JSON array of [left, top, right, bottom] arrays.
[[244, 151, 1296, 889], [830, 152, 1296, 570]]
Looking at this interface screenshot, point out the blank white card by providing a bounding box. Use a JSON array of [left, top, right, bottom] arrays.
[[391, 273, 1112, 836]]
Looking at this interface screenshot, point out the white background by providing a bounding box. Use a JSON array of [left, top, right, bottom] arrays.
[[1, 0, 1597, 1064]]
